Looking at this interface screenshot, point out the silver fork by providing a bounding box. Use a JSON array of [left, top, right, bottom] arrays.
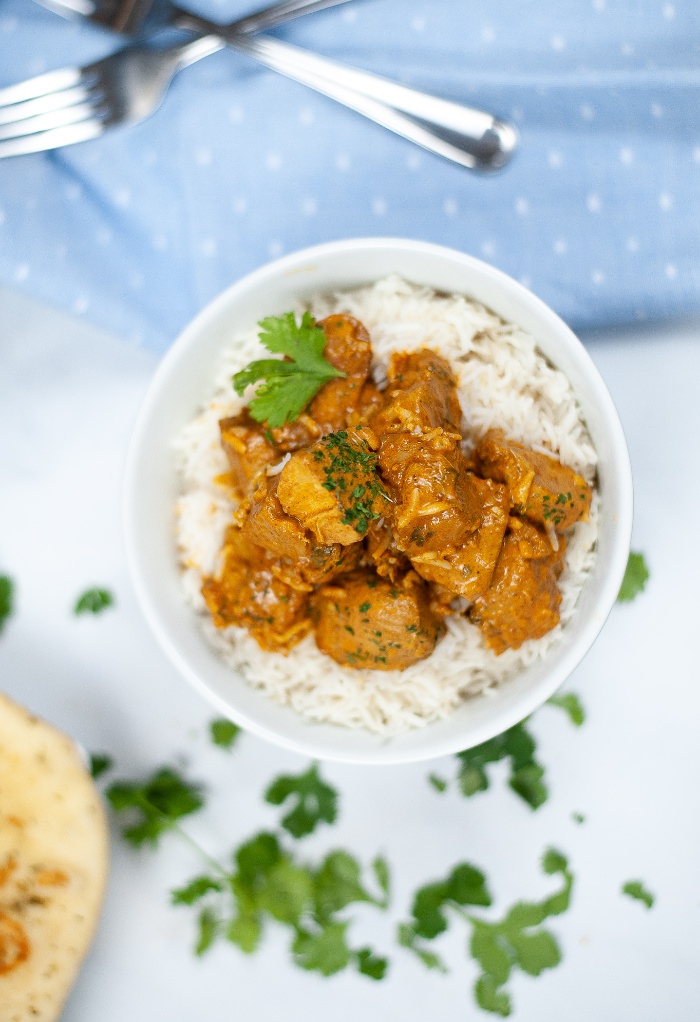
[[0, 1, 517, 169]]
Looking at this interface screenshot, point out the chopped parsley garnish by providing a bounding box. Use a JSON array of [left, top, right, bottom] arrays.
[[210, 718, 242, 750], [359, 602, 371, 613], [621, 880, 654, 909], [232, 312, 345, 428], [617, 551, 650, 602], [74, 587, 114, 615], [316, 430, 389, 535], [0, 575, 14, 633], [399, 849, 574, 1016]]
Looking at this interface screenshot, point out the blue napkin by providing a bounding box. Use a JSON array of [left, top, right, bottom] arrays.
[[1, 0, 699, 351]]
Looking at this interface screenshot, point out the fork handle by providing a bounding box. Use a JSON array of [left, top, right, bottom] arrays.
[[170, 17, 516, 171]]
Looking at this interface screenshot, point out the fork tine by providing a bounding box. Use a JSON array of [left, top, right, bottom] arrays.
[[0, 68, 84, 107], [0, 85, 94, 127], [0, 120, 105, 158], [0, 104, 105, 143]]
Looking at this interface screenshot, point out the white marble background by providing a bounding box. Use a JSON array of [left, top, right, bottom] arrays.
[[1, 287, 699, 1019]]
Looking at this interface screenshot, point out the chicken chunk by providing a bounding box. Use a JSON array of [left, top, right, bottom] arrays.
[[468, 518, 567, 654], [218, 408, 322, 499], [363, 515, 410, 582], [378, 429, 510, 600], [475, 429, 592, 532], [370, 350, 462, 434], [241, 475, 359, 589], [201, 528, 311, 652], [277, 427, 390, 546], [307, 314, 373, 433], [311, 570, 445, 671], [219, 409, 279, 497]]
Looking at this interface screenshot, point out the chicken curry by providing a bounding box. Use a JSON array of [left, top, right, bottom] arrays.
[[201, 313, 593, 670]]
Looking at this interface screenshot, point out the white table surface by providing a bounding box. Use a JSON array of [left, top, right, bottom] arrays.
[[1, 286, 699, 1020]]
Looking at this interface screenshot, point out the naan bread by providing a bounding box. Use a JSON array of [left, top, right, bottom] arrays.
[[0, 693, 109, 1021]]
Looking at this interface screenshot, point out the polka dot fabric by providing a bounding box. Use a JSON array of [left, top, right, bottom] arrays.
[[0, 0, 699, 350]]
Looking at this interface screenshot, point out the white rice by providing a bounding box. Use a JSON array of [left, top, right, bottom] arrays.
[[174, 276, 599, 736]]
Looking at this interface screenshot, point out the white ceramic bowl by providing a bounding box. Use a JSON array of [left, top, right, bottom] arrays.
[[124, 238, 632, 765]]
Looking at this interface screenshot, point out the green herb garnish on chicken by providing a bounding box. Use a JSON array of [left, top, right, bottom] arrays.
[[232, 312, 346, 428]]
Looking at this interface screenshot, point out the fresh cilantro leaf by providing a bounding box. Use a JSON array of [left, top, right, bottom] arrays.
[[234, 832, 282, 885], [226, 911, 262, 954], [355, 947, 389, 980], [195, 906, 220, 956], [572, 812, 586, 825], [292, 921, 351, 976], [428, 773, 448, 793], [396, 923, 448, 973], [507, 928, 561, 976], [547, 691, 585, 726], [409, 864, 492, 941], [456, 721, 548, 810], [372, 856, 391, 907], [265, 763, 338, 838], [106, 766, 204, 847], [475, 974, 512, 1017], [89, 753, 113, 779], [314, 851, 372, 919], [209, 718, 241, 750], [74, 587, 114, 615], [232, 312, 345, 428], [617, 551, 650, 602], [257, 857, 314, 925], [622, 880, 654, 909], [509, 762, 547, 809], [470, 923, 512, 986], [0, 575, 14, 632], [171, 876, 223, 906]]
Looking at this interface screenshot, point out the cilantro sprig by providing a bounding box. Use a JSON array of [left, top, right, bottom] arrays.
[[105, 760, 390, 979], [232, 312, 345, 428], [399, 849, 574, 1017], [439, 693, 585, 809], [106, 766, 205, 847]]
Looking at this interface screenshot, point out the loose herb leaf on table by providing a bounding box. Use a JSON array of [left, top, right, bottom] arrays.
[[232, 312, 345, 428], [265, 763, 339, 838], [74, 587, 114, 615], [617, 551, 650, 603], [0, 575, 14, 632], [209, 718, 242, 750], [621, 880, 655, 909]]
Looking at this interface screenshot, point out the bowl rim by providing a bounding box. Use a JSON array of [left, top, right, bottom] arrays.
[[123, 237, 633, 764]]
